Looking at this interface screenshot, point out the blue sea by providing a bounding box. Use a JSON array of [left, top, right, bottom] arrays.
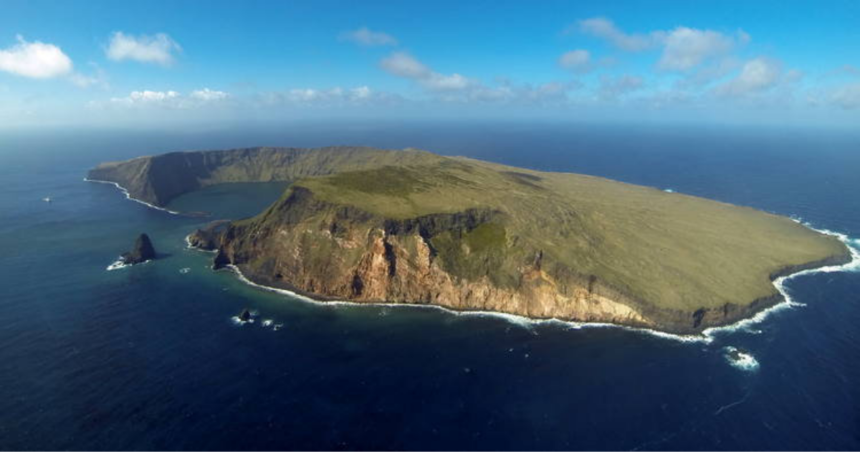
[[1, 122, 859, 450]]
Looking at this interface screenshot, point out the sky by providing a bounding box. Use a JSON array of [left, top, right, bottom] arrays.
[[1, 0, 859, 129]]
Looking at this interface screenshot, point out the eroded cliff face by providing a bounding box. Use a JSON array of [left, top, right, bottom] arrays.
[[191, 187, 660, 331], [187, 185, 854, 334]]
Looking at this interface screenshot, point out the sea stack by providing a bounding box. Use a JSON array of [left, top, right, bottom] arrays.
[[121, 233, 157, 265], [238, 309, 252, 322]]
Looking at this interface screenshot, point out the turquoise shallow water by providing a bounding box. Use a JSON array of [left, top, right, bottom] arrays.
[[0, 124, 859, 449]]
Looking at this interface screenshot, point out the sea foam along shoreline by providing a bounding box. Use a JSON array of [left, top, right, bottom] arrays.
[[84, 178, 181, 215], [188, 220, 859, 344], [701, 221, 860, 339], [180, 218, 860, 344], [92, 164, 858, 341], [218, 263, 711, 343]]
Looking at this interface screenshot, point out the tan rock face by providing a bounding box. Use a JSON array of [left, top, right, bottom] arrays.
[[212, 191, 655, 331]]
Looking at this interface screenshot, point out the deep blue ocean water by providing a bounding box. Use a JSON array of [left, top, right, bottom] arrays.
[[1, 122, 859, 450]]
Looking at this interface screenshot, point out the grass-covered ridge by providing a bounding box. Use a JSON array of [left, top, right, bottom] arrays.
[[92, 146, 851, 325], [293, 155, 849, 312]]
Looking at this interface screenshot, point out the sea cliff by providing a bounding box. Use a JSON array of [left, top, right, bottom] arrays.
[[94, 146, 853, 334]]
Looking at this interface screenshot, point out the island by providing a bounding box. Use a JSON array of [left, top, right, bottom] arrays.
[[88, 146, 852, 334], [120, 233, 157, 265]]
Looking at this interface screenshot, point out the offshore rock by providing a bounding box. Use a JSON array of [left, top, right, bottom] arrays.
[[121, 233, 156, 265]]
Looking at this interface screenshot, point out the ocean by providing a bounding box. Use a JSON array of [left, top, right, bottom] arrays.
[[1, 122, 858, 450]]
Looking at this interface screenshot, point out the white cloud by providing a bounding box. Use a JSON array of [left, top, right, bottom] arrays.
[[380, 51, 476, 92], [576, 17, 661, 52], [831, 83, 860, 109], [599, 74, 644, 100], [716, 57, 782, 97], [106, 88, 229, 108], [658, 27, 739, 71], [0, 35, 73, 78], [381, 51, 579, 104], [468, 80, 581, 105], [351, 85, 371, 99], [675, 56, 741, 88], [575, 18, 748, 72], [106, 32, 181, 66], [380, 52, 431, 78], [558, 49, 591, 72], [424, 73, 474, 91], [113, 90, 180, 104], [190, 88, 229, 101], [340, 27, 398, 46], [261, 85, 394, 107]]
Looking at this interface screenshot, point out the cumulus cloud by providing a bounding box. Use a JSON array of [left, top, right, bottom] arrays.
[[106, 32, 181, 65], [340, 27, 398, 46], [111, 90, 180, 104], [558, 49, 591, 72], [0, 35, 72, 78], [831, 83, 860, 109], [599, 74, 644, 100], [380, 51, 476, 92], [658, 27, 741, 71], [674, 56, 741, 88], [576, 17, 660, 51], [716, 57, 782, 97], [106, 88, 229, 108], [467, 80, 581, 105], [424, 73, 474, 91], [574, 18, 748, 72], [380, 52, 432, 78], [260, 86, 397, 107], [190, 88, 229, 101], [381, 51, 579, 104]]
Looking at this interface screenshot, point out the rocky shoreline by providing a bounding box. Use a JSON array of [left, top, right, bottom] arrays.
[[186, 201, 854, 335], [94, 146, 854, 335], [187, 229, 853, 337]]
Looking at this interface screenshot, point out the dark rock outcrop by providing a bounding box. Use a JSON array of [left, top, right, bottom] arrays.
[[121, 233, 156, 265], [238, 309, 251, 322]]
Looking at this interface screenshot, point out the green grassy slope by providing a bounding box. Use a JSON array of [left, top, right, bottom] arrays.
[[92, 146, 850, 316], [294, 156, 848, 311], [88, 146, 443, 206]]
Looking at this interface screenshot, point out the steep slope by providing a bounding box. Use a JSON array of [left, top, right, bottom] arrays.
[[87, 146, 442, 207], [169, 149, 852, 334]]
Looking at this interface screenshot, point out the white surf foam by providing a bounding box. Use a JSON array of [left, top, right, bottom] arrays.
[[703, 221, 860, 338], [231, 316, 254, 325], [214, 219, 857, 344], [84, 178, 180, 215], [179, 267, 191, 274], [663, 188, 675, 193], [723, 346, 759, 372], [262, 319, 273, 327], [106, 259, 128, 271], [223, 264, 710, 343]]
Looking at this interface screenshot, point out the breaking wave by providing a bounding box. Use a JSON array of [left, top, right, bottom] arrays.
[[85, 178, 180, 215], [190, 218, 858, 344], [703, 221, 859, 338], [723, 346, 759, 372]]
